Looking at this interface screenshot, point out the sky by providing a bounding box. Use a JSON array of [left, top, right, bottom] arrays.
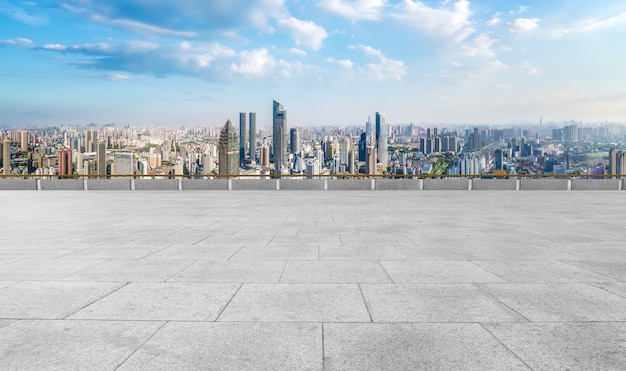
[[1, 0, 626, 127]]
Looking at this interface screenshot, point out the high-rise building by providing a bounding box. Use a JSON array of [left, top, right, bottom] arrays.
[[469, 127, 482, 151], [290, 127, 300, 154], [57, 149, 72, 177], [358, 133, 367, 161], [20, 131, 29, 151], [113, 152, 134, 176], [366, 146, 377, 175], [97, 142, 107, 176], [340, 137, 351, 166], [239, 112, 247, 166], [494, 149, 504, 171], [260, 145, 270, 166], [375, 112, 388, 165], [273, 100, 287, 173], [2, 138, 10, 173], [249, 112, 256, 165], [219, 119, 239, 176], [609, 148, 626, 177]]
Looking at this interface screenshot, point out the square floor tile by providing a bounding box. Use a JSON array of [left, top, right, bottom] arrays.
[[473, 261, 615, 282], [62, 259, 195, 282], [381, 261, 504, 283], [281, 261, 392, 283], [169, 260, 285, 283]]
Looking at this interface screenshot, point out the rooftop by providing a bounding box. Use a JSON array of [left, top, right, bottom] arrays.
[[1, 190, 625, 370]]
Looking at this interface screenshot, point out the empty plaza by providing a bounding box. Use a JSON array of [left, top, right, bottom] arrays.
[[1, 190, 625, 370]]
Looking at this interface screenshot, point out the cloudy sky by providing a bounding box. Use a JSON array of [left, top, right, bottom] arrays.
[[1, 0, 625, 127]]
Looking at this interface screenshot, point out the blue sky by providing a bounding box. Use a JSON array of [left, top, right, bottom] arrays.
[[1, 0, 626, 127]]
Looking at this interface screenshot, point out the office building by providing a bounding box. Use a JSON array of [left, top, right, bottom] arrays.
[[609, 148, 626, 177], [358, 133, 367, 161], [366, 146, 376, 175], [58, 149, 72, 176], [113, 152, 134, 176], [375, 112, 388, 165], [2, 139, 10, 173], [249, 112, 256, 165], [239, 112, 247, 166], [290, 127, 300, 154], [219, 119, 239, 176], [273, 100, 287, 173], [20, 131, 29, 151], [97, 142, 107, 175]]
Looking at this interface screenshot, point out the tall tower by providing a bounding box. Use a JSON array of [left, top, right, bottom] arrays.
[[375, 112, 388, 165], [57, 149, 72, 177], [113, 152, 134, 176], [97, 142, 107, 176], [219, 119, 239, 176], [273, 100, 287, 173], [249, 112, 257, 165], [609, 148, 617, 177], [366, 146, 377, 175], [290, 127, 300, 154], [239, 112, 247, 166], [2, 138, 10, 174]]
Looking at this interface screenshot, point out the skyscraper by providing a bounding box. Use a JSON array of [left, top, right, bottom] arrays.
[[290, 127, 300, 154], [57, 149, 72, 177], [113, 152, 134, 176], [366, 146, 377, 175], [249, 112, 256, 165], [219, 119, 239, 176], [239, 112, 247, 166], [97, 142, 107, 176], [2, 138, 10, 174], [273, 100, 287, 173], [375, 112, 388, 165], [358, 133, 367, 161]]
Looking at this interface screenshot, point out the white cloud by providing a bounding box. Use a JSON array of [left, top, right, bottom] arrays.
[[230, 48, 274, 76], [88, 14, 197, 38], [460, 33, 496, 58], [278, 17, 328, 51], [521, 61, 538, 76], [353, 44, 406, 81], [517, 5, 529, 14], [326, 57, 354, 69], [552, 12, 626, 37], [287, 48, 307, 56], [509, 18, 539, 34], [487, 17, 502, 27], [318, 0, 386, 21], [1, 38, 33, 46], [481, 60, 510, 74], [106, 73, 131, 82], [391, 0, 474, 44], [43, 43, 67, 51]]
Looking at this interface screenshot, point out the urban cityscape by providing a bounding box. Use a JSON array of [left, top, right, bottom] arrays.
[[1, 100, 626, 179]]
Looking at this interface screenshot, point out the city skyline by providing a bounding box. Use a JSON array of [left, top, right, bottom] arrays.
[[2, 1, 626, 126]]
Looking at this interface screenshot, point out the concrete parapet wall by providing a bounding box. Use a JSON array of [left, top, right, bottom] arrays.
[[472, 179, 517, 191], [520, 179, 569, 190], [86, 179, 132, 190], [0, 179, 38, 190], [182, 179, 228, 190], [39, 179, 84, 190], [327, 179, 373, 190], [134, 179, 179, 190], [375, 179, 422, 190], [279, 179, 325, 190], [423, 178, 469, 190], [231, 179, 276, 190], [571, 179, 621, 191]]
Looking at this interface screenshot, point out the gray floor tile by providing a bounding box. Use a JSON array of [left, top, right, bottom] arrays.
[[0, 320, 163, 371], [0, 281, 125, 319], [473, 260, 616, 282], [69, 282, 240, 321], [592, 283, 626, 298], [119, 322, 322, 371], [361, 284, 525, 322], [563, 260, 626, 282], [232, 245, 318, 260], [480, 283, 626, 321], [0, 259, 102, 280], [281, 261, 393, 283], [62, 259, 195, 282], [319, 246, 406, 260], [0, 281, 17, 288], [218, 283, 371, 322], [147, 245, 243, 260], [484, 322, 626, 371], [324, 323, 529, 370], [63, 245, 164, 259], [381, 261, 504, 283], [397, 246, 491, 260], [169, 260, 285, 283]]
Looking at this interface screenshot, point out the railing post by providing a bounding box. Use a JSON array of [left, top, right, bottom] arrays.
[[567, 178, 572, 191], [228, 178, 232, 191], [84, 179, 88, 191], [468, 178, 473, 191], [177, 179, 182, 191], [323, 178, 328, 191], [130, 178, 135, 191], [371, 178, 376, 190], [276, 179, 280, 191], [516, 178, 520, 191], [36, 178, 41, 191]]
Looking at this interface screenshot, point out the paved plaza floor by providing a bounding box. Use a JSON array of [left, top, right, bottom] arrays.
[[0, 190, 625, 370]]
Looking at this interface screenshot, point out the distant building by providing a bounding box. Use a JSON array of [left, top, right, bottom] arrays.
[[2, 138, 10, 173], [219, 119, 239, 176], [290, 127, 300, 154], [239, 112, 247, 167], [273, 100, 288, 173], [113, 152, 134, 176], [609, 148, 626, 177], [58, 149, 72, 177], [97, 142, 107, 175], [249, 112, 256, 165], [375, 112, 388, 165], [366, 146, 377, 175]]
